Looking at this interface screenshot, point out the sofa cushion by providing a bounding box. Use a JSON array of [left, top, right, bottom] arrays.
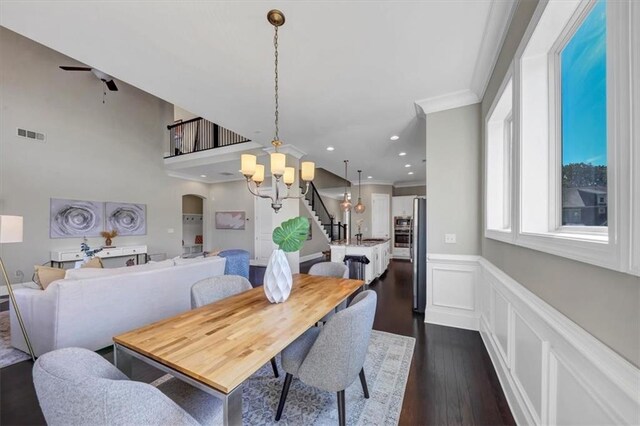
[[33, 266, 66, 290], [82, 257, 104, 268]]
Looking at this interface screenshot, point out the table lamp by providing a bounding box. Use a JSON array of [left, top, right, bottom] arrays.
[[0, 215, 35, 361]]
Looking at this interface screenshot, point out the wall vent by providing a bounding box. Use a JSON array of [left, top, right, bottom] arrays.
[[17, 128, 45, 142]]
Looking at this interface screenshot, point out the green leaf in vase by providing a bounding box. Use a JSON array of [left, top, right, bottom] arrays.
[[272, 216, 310, 252]]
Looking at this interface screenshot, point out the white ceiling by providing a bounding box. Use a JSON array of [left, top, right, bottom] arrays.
[[0, 1, 514, 185]]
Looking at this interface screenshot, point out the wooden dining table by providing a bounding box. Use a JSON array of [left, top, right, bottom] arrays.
[[113, 273, 364, 426]]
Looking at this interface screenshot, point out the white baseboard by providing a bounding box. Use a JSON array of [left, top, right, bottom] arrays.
[[425, 309, 479, 331], [299, 252, 324, 263], [426, 253, 640, 425]]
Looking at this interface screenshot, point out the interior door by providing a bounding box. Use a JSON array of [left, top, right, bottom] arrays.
[[371, 193, 390, 238], [254, 195, 276, 262]]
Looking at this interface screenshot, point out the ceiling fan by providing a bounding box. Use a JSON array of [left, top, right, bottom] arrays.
[[59, 66, 119, 91]]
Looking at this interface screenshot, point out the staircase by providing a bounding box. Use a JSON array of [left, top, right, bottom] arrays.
[[301, 181, 347, 242]]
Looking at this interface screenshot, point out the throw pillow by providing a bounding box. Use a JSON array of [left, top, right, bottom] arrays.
[[82, 257, 104, 268], [33, 265, 66, 290]]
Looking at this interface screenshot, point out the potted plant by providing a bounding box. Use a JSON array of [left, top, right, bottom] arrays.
[[264, 216, 309, 303]]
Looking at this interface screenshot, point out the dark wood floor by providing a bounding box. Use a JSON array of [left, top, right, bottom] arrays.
[[0, 260, 514, 425]]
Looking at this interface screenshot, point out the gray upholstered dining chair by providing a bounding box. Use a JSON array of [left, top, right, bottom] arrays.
[[275, 290, 377, 426], [308, 261, 350, 322], [191, 274, 280, 378], [32, 347, 222, 425]]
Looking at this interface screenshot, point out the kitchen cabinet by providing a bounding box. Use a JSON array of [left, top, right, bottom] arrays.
[[329, 239, 390, 284]]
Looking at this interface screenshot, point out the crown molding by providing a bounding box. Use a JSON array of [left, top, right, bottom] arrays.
[[470, 0, 519, 99], [414, 89, 480, 117], [355, 180, 394, 186], [263, 144, 307, 159], [414, 0, 517, 117], [393, 180, 426, 188]]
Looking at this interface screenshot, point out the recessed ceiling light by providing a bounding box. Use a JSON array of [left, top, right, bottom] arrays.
[[408, 171, 414, 175], [326, 146, 335, 151], [390, 135, 399, 141], [200, 174, 207, 178], [367, 176, 373, 179], [405, 164, 411, 168], [399, 152, 406, 156]]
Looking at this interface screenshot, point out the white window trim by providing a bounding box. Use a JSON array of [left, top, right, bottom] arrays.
[[631, 0, 640, 276], [485, 64, 515, 244], [503, 0, 636, 274]]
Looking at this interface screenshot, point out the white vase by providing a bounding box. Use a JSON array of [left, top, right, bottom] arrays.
[[263, 249, 292, 303]]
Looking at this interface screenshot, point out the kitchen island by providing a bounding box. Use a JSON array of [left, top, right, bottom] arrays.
[[329, 238, 391, 284]]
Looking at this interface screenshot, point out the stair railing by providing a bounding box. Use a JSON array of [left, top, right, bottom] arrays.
[[303, 181, 347, 241]]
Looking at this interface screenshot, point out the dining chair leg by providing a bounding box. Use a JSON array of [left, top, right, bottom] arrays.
[[337, 390, 346, 426], [275, 373, 293, 421], [270, 357, 279, 378], [359, 368, 370, 399]]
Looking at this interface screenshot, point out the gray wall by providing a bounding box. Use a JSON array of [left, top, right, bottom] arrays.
[[426, 103, 481, 255], [182, 195, 203, 214], [355, 184, 393, 239], [393, 185, 426, 196], [209, 180, 255, 256], [481, 0, 640, 367], [0, 28, 210, 278], [312, 168, 350, 190]]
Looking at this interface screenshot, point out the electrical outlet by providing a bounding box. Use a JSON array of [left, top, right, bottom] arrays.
[[445, 233, 456, 244]]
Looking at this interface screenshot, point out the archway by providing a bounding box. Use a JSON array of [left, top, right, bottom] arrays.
[[182, 194, 205, 257]]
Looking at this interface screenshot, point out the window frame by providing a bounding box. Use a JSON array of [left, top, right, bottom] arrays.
[[502, 0, 635, 274], [549, 0, 608, 235], [484, 65, 515, 244]]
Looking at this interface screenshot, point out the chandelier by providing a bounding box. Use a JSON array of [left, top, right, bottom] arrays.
[[339, 160, 352, 212], [240, 9, 315, 213], [354, 170, 366, 214]]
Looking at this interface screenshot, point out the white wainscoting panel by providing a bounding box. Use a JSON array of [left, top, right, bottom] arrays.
[[426, 253, 640, 425], [426, 254, 480, 330]]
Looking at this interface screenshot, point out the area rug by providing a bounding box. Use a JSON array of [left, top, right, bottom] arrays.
[[0, 311, 31, 368], [152, 329, 415, 426]]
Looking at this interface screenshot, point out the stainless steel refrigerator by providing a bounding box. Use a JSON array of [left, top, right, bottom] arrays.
[[411, 197, 427, 313]]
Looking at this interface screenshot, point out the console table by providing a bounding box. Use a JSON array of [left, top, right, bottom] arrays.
[[50, 245, 148, 268]]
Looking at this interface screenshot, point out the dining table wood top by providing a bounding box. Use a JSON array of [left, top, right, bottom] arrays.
[[113, 273, 364, 393]]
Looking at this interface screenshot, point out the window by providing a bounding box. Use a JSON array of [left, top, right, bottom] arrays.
[[485, 76, 513, 241], [560, 0, 607, 228], [499, 0, 638, 273]]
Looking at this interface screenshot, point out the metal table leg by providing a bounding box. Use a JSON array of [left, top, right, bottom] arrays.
[[223, 384, 243, 426], [113, 344, 133, 378]]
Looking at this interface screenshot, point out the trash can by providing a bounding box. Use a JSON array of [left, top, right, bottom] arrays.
[[343, 255, 370, 281]]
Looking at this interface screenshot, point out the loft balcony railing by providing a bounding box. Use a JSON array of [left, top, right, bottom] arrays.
[[166, 117, 251, 158]]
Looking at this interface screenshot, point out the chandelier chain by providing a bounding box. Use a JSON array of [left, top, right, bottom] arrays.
[[274, 25, 279, 142]]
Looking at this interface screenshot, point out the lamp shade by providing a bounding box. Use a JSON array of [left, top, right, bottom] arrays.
[[301, 161, 315, 181], [0, 215, 23, 243], [241, 154, 257, 177], [252, 164, 265, 184], [270, 152, 286, 176], [283, 167, 295, 185]]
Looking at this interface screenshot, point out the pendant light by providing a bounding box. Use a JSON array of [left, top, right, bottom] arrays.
[[354, 170, 366, 214], [240, 9, 315, 213], [340, 160, 352, 212]]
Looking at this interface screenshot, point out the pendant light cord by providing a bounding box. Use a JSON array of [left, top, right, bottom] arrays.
[[274, 25, 279, 143]]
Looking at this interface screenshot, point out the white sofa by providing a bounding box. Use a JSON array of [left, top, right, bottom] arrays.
[[10, 257, 226, 356]]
